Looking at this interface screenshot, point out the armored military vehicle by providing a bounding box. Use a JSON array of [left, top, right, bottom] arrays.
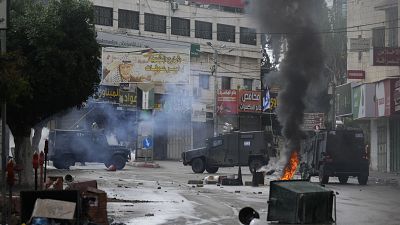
[[48, 129, 131, 170], [182, 131, 275, 174], [299, 129, 369, 185]]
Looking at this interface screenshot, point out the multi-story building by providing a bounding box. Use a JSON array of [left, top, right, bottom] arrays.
[[343, 0, 400, 172], [61, 0, 262, 160]]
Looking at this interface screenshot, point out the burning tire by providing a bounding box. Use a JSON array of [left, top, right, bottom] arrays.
[[357, 173, 368, 185], [205, 165, 219, 173], [191, 158, 205, 173], [249, 158, 264, 174], [338, 175, 349, 184], [319, 166, 329, 184], [110, 154, 126, 170]]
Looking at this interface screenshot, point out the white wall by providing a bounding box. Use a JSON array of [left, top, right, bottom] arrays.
[[370, 119, 378, 170], [347, 0, 400, 83]]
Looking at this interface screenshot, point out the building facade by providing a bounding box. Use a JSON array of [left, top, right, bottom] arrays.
[[78, 0, 262, 160], [345, 0, 400, 172]]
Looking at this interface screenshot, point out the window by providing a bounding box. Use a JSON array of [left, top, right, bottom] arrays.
[[195, 21, 212, 40], [212, 139, 223, 147], [144, 13, 166, 33], [199, 74, 209, 89], [94, 6, 113, 26], [240, 27, 257, 45], [171, 17, 190, 37], [221, 77, 231, 89], [118, 9, 139, 30], [243, 79, 253, 90], [387, 8, 398, 47], [372, 27, 385, 47], [217, 24, 235, 42]]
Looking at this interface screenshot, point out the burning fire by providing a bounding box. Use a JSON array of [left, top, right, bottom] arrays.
[[281, 150, 299, 180]]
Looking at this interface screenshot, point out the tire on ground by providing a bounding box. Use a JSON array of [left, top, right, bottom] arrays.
[[358, 173, 368, 185], [110, 154, 127, 170], [191, 158, 206, 173], [249, 157, 265, 174], [319, 166, 329, 184], [205, 165, 219, 173], [53, 154, 75, 169]]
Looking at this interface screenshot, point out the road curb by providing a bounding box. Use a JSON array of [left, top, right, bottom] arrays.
[[129, 161, 160, 168]]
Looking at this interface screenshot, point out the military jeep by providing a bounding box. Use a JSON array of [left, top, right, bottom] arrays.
[[182, 131, 275, 174], [299, 129, 369, 185], [48, 129, 131, 170]]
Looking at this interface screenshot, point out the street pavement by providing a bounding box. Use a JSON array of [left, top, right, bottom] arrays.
[[47, 161, 400, 225]]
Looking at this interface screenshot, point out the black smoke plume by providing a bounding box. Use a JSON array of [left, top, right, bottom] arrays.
[[251, 0, 326, 153]]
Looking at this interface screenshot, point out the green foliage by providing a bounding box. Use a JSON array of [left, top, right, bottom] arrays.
[[0, 51, 30, 103], [7, 0, 101, 135]]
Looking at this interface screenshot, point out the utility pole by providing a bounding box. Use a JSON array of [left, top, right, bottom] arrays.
[[211, 46, 218, 136]]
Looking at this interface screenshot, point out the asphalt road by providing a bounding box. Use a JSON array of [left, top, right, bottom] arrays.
[[47, 161, 400, 225]]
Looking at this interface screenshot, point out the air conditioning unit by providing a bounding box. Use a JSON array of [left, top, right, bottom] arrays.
[[171, 1, 179, 11], [193, 87, 202, 98]]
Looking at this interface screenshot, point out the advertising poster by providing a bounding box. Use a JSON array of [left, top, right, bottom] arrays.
[[395, 79, 400, 112], [217, 90, 238, 115], [101, 47, 190, 85], [238, 90, 262, 113]]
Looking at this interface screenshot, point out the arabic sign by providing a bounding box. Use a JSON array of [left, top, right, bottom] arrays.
[[395, 79, 400, 112], [353, 83, 375, 119], [238, 90, 262, 113], [348, 70, 365, 79], [101, 47, 190, 85], [375, 78, 400, 116], [373, 47, 400, 66], [349, 38, 370, 52], [217, 90, 238, 115], [94, 85, 120, 103], [302, 113, 325, 131]]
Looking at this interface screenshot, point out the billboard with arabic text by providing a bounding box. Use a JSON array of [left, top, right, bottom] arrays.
[[101, 47, 190, 85], [238, 90, 262, 113]]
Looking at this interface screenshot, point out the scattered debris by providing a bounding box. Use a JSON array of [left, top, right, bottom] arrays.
[[204, 176, 219, 184], [157, 187, 161, 189], [266, 169, 276, 175], [188, 180, 203, 185], [258, 192, 262, 194], [145, 213, 155, 217], [235, 190, 241, 193], [196, 184, 204, 187]]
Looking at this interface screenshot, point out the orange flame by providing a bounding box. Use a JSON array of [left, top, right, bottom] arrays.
[[281, 150, 299, 180]]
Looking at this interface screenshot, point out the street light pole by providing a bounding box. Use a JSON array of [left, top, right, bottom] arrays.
[[212, 47, 218, 137]]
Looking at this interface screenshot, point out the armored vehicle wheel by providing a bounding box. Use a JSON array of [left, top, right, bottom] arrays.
[[358, 173, 368, 185], [53, 155, 75, 169], [192, 158, 205, 173], [249, 158, 264, 174], [110, 155, 126, 170], [338, 175, 349, 184], [205, 165, 219, 173], [319, 166, 329, 184]]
